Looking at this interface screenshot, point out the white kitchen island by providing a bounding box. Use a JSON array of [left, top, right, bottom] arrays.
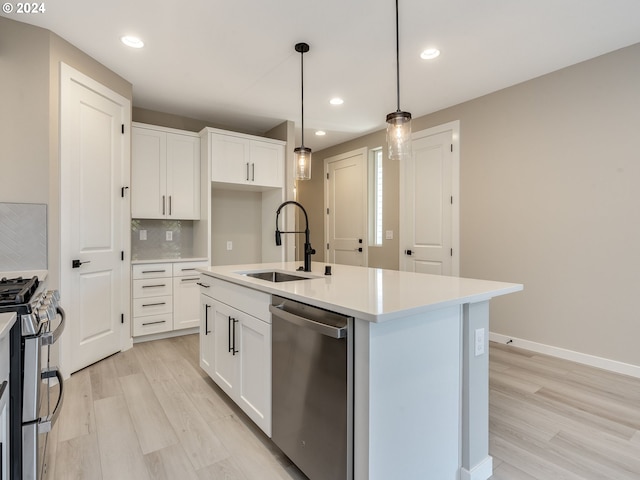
[[198, 261, 522, 480]]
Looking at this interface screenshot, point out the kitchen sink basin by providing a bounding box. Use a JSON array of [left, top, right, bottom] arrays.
[[242, 271, 314, 283]]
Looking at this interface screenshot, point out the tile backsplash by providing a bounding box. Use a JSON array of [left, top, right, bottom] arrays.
[[131, 219, 195, 260], [0, 202, 47, 271]]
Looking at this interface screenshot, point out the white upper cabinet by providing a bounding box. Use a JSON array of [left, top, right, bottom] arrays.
[[132, 123, 201, 219], [205, 128, 285, 189]]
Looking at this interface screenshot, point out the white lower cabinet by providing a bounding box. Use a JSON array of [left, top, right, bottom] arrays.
[[132, 260, 207, 337], [199, 275, 271, 436]]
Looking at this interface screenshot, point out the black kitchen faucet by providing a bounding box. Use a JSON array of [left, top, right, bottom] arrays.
[[275, 201, 315, 272]]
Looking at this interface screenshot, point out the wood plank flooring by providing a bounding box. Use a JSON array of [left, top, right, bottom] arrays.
[[489, 342, 640, 480], [43, 336, 640, 479]]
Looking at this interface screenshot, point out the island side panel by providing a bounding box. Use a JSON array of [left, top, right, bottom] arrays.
[[461, 300, 492, 480], [354, 306, 462, 480]]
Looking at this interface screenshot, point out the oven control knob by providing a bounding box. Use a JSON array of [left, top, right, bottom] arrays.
[[37, 307, 49, 323]]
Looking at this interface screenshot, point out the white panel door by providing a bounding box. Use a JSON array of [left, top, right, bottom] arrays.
[[60, 64, 130, 374], [325, 148, 367, 266], [400, 122, 459, 275], [173, 275, 200, 330]]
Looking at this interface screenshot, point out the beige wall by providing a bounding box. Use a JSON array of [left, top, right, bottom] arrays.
[[0, 17, 50, 204], [300, 43, 640, 367]]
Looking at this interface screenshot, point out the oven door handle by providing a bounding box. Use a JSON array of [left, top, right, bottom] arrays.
[[41, 306, 66, 346], [38, 367, 64, 434]]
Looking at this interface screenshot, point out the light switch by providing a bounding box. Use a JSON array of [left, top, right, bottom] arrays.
[[166, 231, 173, 241], [385, 230, 393, 240], [139, 230, 147, 241], [227, 241, 233, 251]]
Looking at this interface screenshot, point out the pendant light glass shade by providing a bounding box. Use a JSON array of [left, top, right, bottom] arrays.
[[386, 0, 412, 161], [294, 42, 312, 180], [386, 110, 412, 161], [294, 146, 312, 181]]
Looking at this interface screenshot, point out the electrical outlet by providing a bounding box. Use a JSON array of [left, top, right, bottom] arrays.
[[385, 230, 393, 240], [475, 328, 485, 356], [166, 231, 173, 241], [139, 230, 147, 241], [226, 241, 233, 251]]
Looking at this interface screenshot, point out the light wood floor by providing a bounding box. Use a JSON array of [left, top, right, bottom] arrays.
[[43, 336, 640, 479]]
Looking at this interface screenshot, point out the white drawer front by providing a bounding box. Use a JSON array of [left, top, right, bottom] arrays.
[[133, 313, 172, 336], [173, 261, 208, 277], [133, 296, 173, 317], [132, 263, 172, 279], [133, 278, 172, 298]]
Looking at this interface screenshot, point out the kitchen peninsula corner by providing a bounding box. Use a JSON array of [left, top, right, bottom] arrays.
[[198, 261, 522, 480]]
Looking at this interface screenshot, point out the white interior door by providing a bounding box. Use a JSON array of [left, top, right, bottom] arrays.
[[60, 64, 131, 375], [400, 122, 459, 275], [325, 148, 368, 266]]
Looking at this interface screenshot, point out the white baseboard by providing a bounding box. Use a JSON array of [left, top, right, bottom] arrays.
[[460, 456, 493, 480], [490, 332, 640, 379], [132, 327, 198, 344]]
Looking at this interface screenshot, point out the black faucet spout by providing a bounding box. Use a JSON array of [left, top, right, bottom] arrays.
[[275, 201, 315, 272]]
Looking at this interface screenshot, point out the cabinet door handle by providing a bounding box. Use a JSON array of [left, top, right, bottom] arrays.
[[142, 302, 166, 307], [251, 163, 255, 181], [142, 320, 166, 326], [181, 277, 199, 283], [232, 318, 239, 355], [181, 268, 196, 272], [162, 195, 166, 215], [142, 284, 166, 288], [228, 316, 232, 352], [169, 195, 172, 215], [142, 269, 167, 274], [196, 282, 210, 288], [246, 162, 250, 181], [204, 304, 211, 335]]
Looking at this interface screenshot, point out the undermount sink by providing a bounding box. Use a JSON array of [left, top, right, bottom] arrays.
[[241, 271, 314, 283]]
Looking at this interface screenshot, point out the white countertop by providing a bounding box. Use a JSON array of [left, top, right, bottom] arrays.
[[131, 257, 208, 265], [199, 262, 523, 322], [0, 312, 16, 339]]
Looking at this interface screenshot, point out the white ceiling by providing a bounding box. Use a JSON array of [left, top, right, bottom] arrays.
[[5, 0, 640, 151]]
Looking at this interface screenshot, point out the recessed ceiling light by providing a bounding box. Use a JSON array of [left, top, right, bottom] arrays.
[[420, 48, 440, 60], [121, 36, 144, 48], [315, 130, 326, 136], [329, 98, 344, 105]]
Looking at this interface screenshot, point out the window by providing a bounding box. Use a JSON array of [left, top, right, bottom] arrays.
[[369, 148, 383, 246]]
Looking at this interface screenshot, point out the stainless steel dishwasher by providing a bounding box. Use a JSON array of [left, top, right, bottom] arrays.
[[270, 295, 353, 480]]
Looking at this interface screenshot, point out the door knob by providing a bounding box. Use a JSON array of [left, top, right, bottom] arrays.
[[72, 259, 91, 268], [358, 247, 363, 252], [405, 249, 413, 256]]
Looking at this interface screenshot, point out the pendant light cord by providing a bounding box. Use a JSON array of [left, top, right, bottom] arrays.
[[300, 48, 305, 147], [395, 0, 401, 112]]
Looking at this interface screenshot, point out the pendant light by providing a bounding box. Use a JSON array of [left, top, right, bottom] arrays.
[[294, 42, 312, 180], [386, 0, 412, 161]]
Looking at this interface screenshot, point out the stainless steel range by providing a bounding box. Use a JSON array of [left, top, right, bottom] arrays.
[[0, 276, 65, 480]]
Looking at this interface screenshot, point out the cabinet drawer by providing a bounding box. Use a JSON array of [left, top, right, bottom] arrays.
[[173, 261, 208, 277], [133, 313, 172, 336], [133, 278, 172, 298], [132, 263, 172, 279], [133, 296, 173, 317]]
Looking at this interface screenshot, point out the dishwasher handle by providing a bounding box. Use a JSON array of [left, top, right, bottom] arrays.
[[269, 304, 347, 339]]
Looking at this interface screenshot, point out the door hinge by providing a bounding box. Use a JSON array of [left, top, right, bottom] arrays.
[[121, 251, 124, 261], [326, 208, 329, 215], [121, 186, 129, 198], [450, 144, 453, 152], [326, 173, 329, 179], [121, 124, 125, 134], [121, 313, 124, 324], [327, 243, 330, 250], [450, 248, 453, 256], [450, 196, 453, 205]]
